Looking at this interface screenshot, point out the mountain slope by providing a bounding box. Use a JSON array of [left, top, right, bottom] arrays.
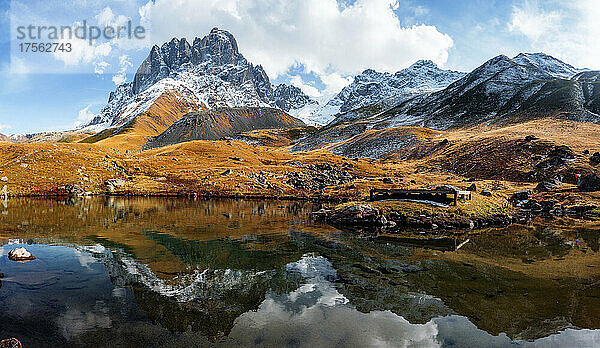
[[314, 60, 466, 125], [375, 53, 599, 130], [296, 53, 599, 159], [144, 107, 305, 149]]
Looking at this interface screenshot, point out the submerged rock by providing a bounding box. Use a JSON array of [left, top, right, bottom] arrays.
[[8, 247, 36, 262]]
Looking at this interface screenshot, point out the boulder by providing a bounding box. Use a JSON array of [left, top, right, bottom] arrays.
[[590, 152, 600, 165], [8, 247, 36, 262], [536, 145, 576, 169], [521, 199, 542, 212], [535, 178, 562, 192], [64, 184, 84, 196], [0, 177, 7, 182], [327, 204, 386, 227], [524, 135, 538, 141], [539, 200, 557, 213], [511, 189, 532, 202], [467, 183, 477, 191], [382, 178, 394, 184], [480, 189, 492, 197], [105, 179, 126, 193], [578, 173, 600, 192]]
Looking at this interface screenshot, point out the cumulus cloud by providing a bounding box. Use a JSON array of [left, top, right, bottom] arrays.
[[95, 6, 130, 29], [140, 0, 454, 86], [290, 75, 321, 98], [73, 105, 97, 128], [508, 0, 600, 69], [52, 33, 112, 66]]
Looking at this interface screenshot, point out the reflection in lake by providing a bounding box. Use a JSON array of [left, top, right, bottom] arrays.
[[0, 197, 599, 347]]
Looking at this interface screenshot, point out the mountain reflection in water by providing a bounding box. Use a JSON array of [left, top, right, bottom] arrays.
[[0, 197, 599, 347]]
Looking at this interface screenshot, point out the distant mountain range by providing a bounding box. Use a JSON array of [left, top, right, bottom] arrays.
[[366, 52, 595, 130], [81, 28, 466, 135], [8, 28, 599, 153], [295, 52, 597, 158]]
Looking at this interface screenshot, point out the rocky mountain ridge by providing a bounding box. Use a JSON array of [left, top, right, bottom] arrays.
[[84, 28, 317, 131]]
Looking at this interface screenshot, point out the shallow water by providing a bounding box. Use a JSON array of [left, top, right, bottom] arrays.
[[0, 197, 599, 347]]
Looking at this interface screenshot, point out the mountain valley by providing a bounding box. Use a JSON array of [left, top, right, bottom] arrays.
[[2, 29, 600, 231]]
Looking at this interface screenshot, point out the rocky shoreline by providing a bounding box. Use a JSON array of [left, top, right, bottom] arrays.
[[314, 204, 516, 232]]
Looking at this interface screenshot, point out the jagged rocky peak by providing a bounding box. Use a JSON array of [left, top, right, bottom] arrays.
[[406, 59, 438, 70], [326, 59, 466, 114], [195, 27, 244, 66], [133, 28, 257, 95], [85, 27, 321, 130], [272, 84, 317, 112]]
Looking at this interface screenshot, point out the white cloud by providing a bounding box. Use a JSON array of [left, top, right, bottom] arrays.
[[319, 72, 354, 98], [508, 0, 600, 69], [140, 0, 454, 78], [94, 61, 110, 75], [95, 6, 130, 28], [112, 55, 133, 86], [52, 34, 112, 66], [508, 0, 561, 42], [290, 75, 321, 98], [73, 105, 97, 128], [0, 124, 12, 133]]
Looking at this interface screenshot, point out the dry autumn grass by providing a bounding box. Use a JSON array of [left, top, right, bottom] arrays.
[[1, 116, 600, 221]]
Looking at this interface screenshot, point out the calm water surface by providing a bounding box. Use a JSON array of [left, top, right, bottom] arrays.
[[0, 197, 599, 347]]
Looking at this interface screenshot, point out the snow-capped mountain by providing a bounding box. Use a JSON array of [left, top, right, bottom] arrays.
[[272, 84, 318, 112], [297, 52, 597, 158], [308, 60, 466, 125], [371, 53, 598, 129], [84, 28, 316, 131], [512, 53, 582, 79]]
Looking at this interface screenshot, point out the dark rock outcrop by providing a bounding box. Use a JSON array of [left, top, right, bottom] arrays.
[[144, 107, 305, 149], [535, 178, 562, 192], [326, 204, 388, 227], [511, 189, 532, 202], [578, 173, 600, 192]]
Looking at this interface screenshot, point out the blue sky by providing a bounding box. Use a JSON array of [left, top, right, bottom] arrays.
[[1, 0, 599, 134]]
